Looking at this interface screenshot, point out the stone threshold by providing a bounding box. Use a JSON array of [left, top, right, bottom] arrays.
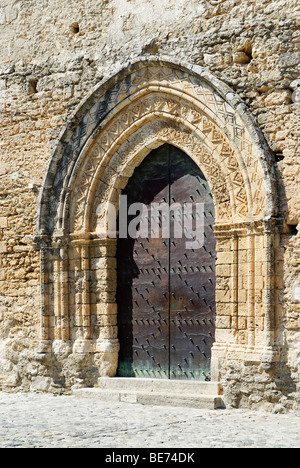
[[73, 377, 225, 410]]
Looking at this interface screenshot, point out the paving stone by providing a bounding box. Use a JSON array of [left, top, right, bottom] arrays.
[[0, 392, 299, 448]]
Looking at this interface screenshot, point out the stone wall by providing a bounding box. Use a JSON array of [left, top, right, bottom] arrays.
[[0, 0, 299, 411]]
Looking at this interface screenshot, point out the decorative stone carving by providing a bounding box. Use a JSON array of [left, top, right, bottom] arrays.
[[35, 57, 279, 384]]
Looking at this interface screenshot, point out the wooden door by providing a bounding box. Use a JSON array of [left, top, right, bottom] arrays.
[[117, 144, 216, 380]]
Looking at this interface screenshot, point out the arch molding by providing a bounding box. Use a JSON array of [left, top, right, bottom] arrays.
[[34, 57, 280, 383]]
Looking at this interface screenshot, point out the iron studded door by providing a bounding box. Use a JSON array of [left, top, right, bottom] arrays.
[[117, 144, 216, 380], [169, 147, 216, 380]]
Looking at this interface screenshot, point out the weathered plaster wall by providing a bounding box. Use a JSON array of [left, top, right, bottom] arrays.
[[0, 0, 299, 410]]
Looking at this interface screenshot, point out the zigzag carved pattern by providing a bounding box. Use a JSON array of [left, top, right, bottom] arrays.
[[73, 95, 249, 231], [48, 66, 267, 234]]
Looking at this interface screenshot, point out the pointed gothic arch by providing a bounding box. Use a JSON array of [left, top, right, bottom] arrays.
[[35, 57, 280, 382]]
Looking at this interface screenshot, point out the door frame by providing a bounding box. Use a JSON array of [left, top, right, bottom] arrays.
[[34, 57, 281, 388]]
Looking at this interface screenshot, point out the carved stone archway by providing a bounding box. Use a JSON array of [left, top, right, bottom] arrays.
[[35, 57, 280, 385]]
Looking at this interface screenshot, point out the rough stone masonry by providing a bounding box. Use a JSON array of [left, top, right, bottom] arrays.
[[0, 0, 299, 412]]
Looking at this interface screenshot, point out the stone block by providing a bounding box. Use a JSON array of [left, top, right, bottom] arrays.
[[238, 250, 248, 263], [238, 317, 247, 330], [216, 251, 233, 265], [215, 289, 232, 303], [216, 238, 232, 252], [92, 303, 118, 316], [90, 257, 117, 270], [0, 217, 8, 228], [95, 314, 117, 327], [216, 264, 231, 277], [94, 268, 117, 281], [30, 377, 52, 392], [216, 303, 232, 316], [216, 316, 231, 329], [99, 326, 118, 339], [0, 242, 7, 253], [238, 289, 247, 303], [255, 276, 265, 290], [237, 237, 248, 250], [238, 262, 250, 278], [91, 243, 117, 258], [238, 303, 248, 317]]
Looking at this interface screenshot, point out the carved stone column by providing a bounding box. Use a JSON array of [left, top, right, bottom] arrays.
[[260, 219, 281, 370], [91, 237, 120, 377], [71, 234, 93, 354], [34, 235, 52, 355]]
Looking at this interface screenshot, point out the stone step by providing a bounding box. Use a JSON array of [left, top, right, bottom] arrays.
[[73, 388, 224, 410], [73, 378, 225, 410], [98, 377, 222, 396]]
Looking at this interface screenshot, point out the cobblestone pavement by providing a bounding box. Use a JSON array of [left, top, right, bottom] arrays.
[[0, 392, 300, 448]]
